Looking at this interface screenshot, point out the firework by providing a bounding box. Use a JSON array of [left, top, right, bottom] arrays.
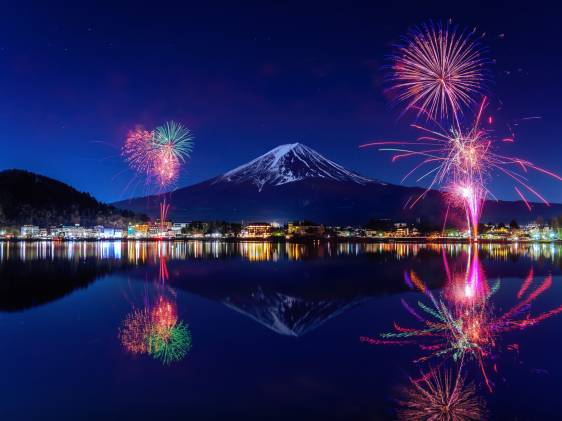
[[362, 249, 562, 392], [151, 296, 177, 330], [159, 200, 171, 237], [119, 297, 191, 365], [122, 127, 155, 176], [362, 98, 562, 239], [396, 367, 487, 421], [389, 21, 488, 122], [159, 255, 170, 281], [151, 121, 193, 188], [119, 308, 153, 355], [154, 121, 194, 163], [443, 247, 489, 304], [153, 146, 180, 188], [122, 120, 194, 191], [147, 321, 192, 365]]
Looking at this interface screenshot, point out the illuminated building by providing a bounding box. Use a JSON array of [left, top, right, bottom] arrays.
[[102, 227, 123, 239], [287, 221, 325, 238], [20, 225, 40, 238], [61, 224, 85, 239], [365, 229, 383, 238], [393, 222, 418, 237], [128, 223, 149, 238], [241, 223, 272, 238], [171, 222, 189, 234], [150, 220, 172, 237]]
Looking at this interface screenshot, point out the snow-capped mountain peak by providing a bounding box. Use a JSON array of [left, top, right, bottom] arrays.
[[214, 142, 375, 191]]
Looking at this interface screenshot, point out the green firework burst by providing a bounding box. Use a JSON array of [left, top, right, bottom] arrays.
[[154, 121, 194, 162], [147, 321, 192, 365]]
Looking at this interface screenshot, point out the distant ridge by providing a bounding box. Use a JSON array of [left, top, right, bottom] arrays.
[[114, 144, 562, 226]]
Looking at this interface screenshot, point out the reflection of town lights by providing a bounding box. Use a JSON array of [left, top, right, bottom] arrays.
[[464, 284, 475, 298]]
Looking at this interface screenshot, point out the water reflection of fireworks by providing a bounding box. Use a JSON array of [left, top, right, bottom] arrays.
[[119, 295, 192, 364], [147, 321, 192, 365], [362, 249, 562, 392], [119, 256, 192, 365], [119, 308, 153, 355], [396, 367, 487, 421]]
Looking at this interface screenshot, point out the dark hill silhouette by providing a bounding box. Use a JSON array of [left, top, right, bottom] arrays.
[[0, 169, 146, 227]]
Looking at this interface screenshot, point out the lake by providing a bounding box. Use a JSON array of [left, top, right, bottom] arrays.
[[1, 241, 562, 420]]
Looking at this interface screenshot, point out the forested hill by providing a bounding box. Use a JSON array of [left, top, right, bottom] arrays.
[[0, 169, 146, 228]]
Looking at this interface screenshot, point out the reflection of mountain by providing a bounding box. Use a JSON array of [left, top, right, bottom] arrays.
[[160, 255, 448, 336], [0, 258, 131, 312], [223, 287, 367, 336]]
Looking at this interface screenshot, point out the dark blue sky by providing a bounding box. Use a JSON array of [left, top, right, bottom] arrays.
[[1, 1, 561, 202]]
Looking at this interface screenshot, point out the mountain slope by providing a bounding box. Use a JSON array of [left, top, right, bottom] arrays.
[[0, 169, 146, 227], [214, 143, 376, 191], [115, 144, 562, 226]]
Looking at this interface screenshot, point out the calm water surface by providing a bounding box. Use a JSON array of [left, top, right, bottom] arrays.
[[1, 241, 562, 420]]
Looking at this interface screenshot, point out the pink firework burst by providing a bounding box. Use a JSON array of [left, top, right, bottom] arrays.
[[122, 127, 156, 177], [122, 121, 194, 192], [362, 98, 562, 239], [152, 145, 180, 188], [389, 20, 488, 122]]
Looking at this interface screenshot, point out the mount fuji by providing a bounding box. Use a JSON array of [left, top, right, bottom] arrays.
[[115, 143, 562, 225], [214, 143, 374, 191]]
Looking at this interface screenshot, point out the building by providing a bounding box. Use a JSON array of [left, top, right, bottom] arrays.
[[287, 221, 325, 238], [101, 227, 124, 239], [241, 223, 272, 238], [61, 224, 86, 239], [128, 223, 150, 238], [149, 220, 173, 237], [393, 223, 409, 237], [172, 222, 189, 235], [365, 229, 384, 238], [20, 225, 40, 238]]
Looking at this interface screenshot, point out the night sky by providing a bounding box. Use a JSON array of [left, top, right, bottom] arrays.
[[1, 1, 561, 203]]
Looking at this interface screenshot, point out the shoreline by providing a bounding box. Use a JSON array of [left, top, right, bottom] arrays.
[[1, 237, 561, 244]]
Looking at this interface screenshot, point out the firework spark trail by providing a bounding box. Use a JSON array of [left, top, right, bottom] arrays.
[[401, 298, 426, 323], [388, 20, 488, 123], [159, 256, 170, 282], [360, 336, 416, 346], [514, 186, 532, 211], [361, 97, 562, 238], [404, 270, 415, 289], [159, 199, 171, 237], [498, 274, 552, 324], [517, 267, 534, 299], [409, 270, 428, 294]]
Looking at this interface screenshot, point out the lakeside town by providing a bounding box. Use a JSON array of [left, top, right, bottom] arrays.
[[2, 218, 562, 242]]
